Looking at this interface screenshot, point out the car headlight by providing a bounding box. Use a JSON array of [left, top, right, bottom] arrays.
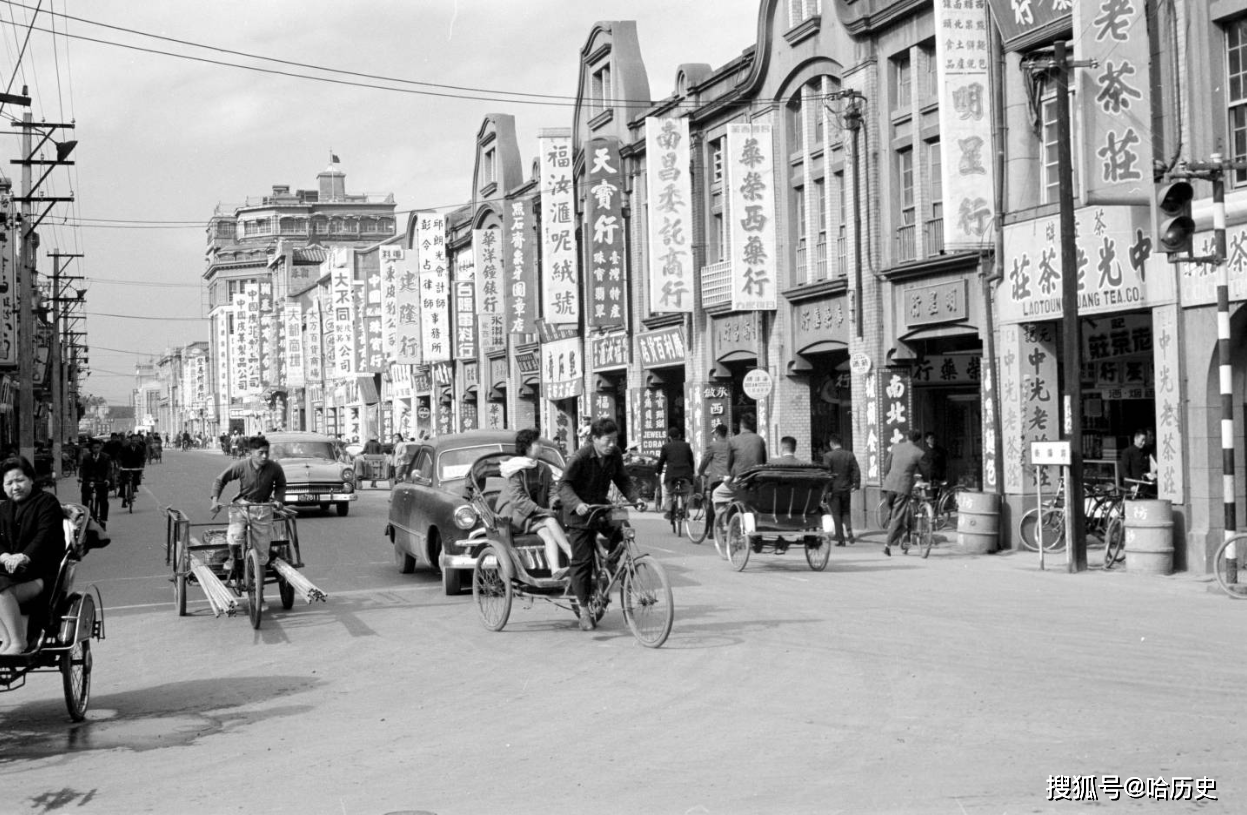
[[342, 467, 355, 482], [453, 505, 478, 530]]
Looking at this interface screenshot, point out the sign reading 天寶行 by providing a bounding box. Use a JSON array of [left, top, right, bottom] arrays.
[[645, 117, 694, 313], [934, 0, 996, 252], [539, 130, 578, 325], [727, 121, 778, 311], [586, 138, 627, 328], [1075, 0, 1153, 206], [415, 212, 450, 363]]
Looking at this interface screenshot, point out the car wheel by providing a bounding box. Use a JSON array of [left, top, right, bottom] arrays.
[[336, 502, 350, 516]]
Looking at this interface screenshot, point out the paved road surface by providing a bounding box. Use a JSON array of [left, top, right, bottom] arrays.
[[1, 448, 1242, 813]]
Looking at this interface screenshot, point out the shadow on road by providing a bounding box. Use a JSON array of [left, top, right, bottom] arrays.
[[0, 675, 323, 763]]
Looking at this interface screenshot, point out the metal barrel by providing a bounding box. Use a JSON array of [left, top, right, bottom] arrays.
[[956, 490, 999, 554], [1124, 499, 1174, 575]]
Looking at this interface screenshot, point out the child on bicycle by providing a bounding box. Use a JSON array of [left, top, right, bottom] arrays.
[[557, 419, 638, 631], [497, 429, 572, 580]]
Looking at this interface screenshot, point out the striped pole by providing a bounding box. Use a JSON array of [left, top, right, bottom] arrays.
[[1212, 155, 1236, 580]]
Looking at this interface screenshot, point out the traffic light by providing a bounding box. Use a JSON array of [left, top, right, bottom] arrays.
[[1156, 181, 1195, 254]]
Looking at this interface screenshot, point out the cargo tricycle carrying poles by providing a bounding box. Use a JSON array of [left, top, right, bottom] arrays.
[[0, 503, 106, 722], [165, 502, 327, 629]]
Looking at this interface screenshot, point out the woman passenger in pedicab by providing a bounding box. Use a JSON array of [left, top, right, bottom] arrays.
[[496, 428, 573, 581], [0, 457, 66, 655]]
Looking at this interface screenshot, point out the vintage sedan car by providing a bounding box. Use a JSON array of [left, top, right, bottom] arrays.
[[386, 430, 565, 595], [265, 431, 358, 516]]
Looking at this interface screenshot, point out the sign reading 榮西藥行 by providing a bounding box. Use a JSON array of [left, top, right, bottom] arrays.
[[637, 327, 686, 369], [644, 117, 694, 313], [586, 138, 627, 328], [727, 121, 778, 311], [935, 0, 996, 252], [592, 332, 629, 370], [539, 130, 578, 325]]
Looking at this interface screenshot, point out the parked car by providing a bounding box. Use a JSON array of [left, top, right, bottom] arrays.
[[386, 430, 565, 595], [265, 431, 358, 516]]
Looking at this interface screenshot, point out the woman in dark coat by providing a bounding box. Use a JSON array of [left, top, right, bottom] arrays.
[[0, 457, 66, 655], [495, 429, 572, 579]]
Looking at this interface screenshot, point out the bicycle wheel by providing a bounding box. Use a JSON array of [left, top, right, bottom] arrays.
[[933, 488, 961, 531], [900, 502, 913, 554], [245, 548, 264, 630], [1213, 535, 1247, 598], [1103, 517, 1125, 570], [725, 514, 751, 571], [473, 543, 513, 631], [1018, 507, 1063, 552], [805, 536, 831, 571], [712, 510, 729, 559], [918, 502, 935, 559], [61, 639, 92, 723], [876, 497, 891, 530], [669, 495, 680, 535], [621, 555, 673, 648], [686, 497, 707, 543]]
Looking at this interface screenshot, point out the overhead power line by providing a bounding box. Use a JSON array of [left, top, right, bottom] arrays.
[[88, 311, 205, 322]]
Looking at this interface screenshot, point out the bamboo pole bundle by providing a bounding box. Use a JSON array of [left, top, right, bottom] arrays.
[[189, 554, 238, 616], [270, 558, 327, 603]]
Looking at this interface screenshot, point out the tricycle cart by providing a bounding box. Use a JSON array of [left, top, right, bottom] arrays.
[[0, 503, 106, 722], [717, 464, 835, 572], [356, 453, 392, 488], [165, 503, 326, 629], [462, 453, 674, 648]]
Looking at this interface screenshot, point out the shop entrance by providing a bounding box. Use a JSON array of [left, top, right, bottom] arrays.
[[1076, 311, 1155, 484], [808, 353, 851, 459], [909, 349, 984, 489]]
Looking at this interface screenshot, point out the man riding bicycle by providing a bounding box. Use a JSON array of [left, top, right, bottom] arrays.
[[557, 418, 638, 632], [210, 435, 287, 569], [78, 439, 113, 526], [655, 426, 695, 522], [117, 434, 148, 508]]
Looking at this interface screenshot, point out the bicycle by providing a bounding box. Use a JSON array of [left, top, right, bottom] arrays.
[[118, 467, 142, 513], [931, 482, 966, 531], [666, 477, 694, 538], [1103, 479, 1155, 569], [79, 478, 110, 528], [686, 480, 713, 544], [878, 483, 936, 557], [1212, 533, 1247, 599]]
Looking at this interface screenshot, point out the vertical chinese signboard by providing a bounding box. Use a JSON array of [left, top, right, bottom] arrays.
[[1075, 0, 1153, 205], [305, 297, 322, 384], [1152, 304, 1183, 502], [258, 282, 276, 388], [585, 138, 627, 328], [935, 0, 996, 251], [475, 226, 505, 350], [981, 356, 998, 491], [539, 130, 578, 325], [505, 195, 537, 335], [330, 251, 357, 378], [415, 212, 451, 362], [878, 369, 912, 453], [727, 121, 778, 311], [380, 246, 404, 364], [453, 280, 477, 360], [361, 257, 384, 372], [637, 388, 668, 459], [0, 188, 14, 365], [393, 247, 421, 365], [320, 287, 336, 381], [285, 304, 305, 388], [1000, 324, 1059, 494], [541, 337, 584, 401], [685, 382, 731, 464], [645, 117, 694, 313]]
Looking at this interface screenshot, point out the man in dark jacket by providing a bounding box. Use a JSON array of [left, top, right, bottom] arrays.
[[78, 439, 113, 525], [655, 426, 695, 520], [823, 434, 860, 546], [726, 413, 768, 479], [557, 418, 637, 631], [881, 428, 927, 556]]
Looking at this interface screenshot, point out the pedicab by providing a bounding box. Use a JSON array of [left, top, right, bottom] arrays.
[[164, 502, 327, 629], [0, 503, 106, 722], [716, 464, 836, 572], [462, 453, 674, 648]]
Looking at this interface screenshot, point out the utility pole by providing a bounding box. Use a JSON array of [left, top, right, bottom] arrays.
[[10, 95, 75, 466], [48, 252, 82, 484]]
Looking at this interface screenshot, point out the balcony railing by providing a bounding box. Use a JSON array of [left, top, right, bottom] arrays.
[[895, 223, 917, 263], [814, 236, 828, 280], [700, 260, 731, 309], [925, 217, 944, 256], [795, 238, 808, 281], [836, 234, 846, 278]]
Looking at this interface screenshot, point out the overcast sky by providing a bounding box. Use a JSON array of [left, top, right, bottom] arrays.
[[3, 0, 762, 402]]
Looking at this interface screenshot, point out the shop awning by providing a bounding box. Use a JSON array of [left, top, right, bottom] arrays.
[[891, 323, 982, 362]]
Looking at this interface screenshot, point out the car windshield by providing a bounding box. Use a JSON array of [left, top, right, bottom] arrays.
[[270, 441, 336, 461], [438, 445, 505, 481]]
